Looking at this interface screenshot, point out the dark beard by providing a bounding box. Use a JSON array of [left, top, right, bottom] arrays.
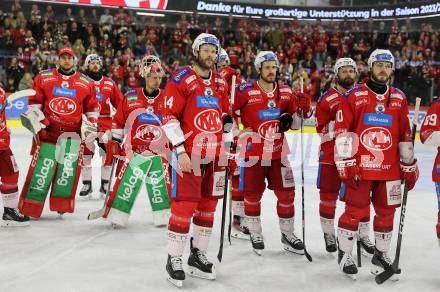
[[57, 67, 75, 76], [338, 77, 355, 89], [371, 73, 390, 85], [86, 69, 103, 81]]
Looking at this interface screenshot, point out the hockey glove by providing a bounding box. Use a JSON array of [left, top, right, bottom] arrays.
[[20, 106, 48, 135], [295, 93, 312, 118], [104, 140, 121, 166], [81, 116, 98, 141], [335, 158, 360, 188], [400, 159, 419, 191], [279, 113, 293, 132]]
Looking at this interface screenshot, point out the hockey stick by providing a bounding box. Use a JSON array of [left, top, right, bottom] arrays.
[[87, 157, 119, 220], [375, 97, 421, 284], [0, 89, 36, 114], [357, 238, 362, 267], [218, 74, 237, 262], [299, 77, 312, 262]]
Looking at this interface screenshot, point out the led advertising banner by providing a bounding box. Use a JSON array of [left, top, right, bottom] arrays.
[[43, 0, 440, 20]]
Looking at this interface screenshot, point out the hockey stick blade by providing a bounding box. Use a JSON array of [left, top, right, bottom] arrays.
[[304, 249, 313, 262], [375, 266, 401, 284]]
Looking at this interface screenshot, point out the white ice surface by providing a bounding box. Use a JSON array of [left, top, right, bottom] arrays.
[[0, 129, 439, 292]]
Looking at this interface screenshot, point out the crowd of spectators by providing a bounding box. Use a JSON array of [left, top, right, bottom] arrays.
[[0, 1, 439, 105]]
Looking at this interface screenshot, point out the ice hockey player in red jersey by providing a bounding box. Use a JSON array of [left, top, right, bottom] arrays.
[[218, 48, 243, 87], [79, 54, 123, 199], [334, 49, 419, 278], [232, 51, 311, 255], [316, 58, 375, 254], [18, 47, 100, 218], [420, 97, 440, 246], [0, 87, 30, 226], [101, 55, 171, 227], [161, 33, 231, 287]]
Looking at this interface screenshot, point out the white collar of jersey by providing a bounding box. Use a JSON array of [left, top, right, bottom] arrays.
[[256, 80, 277, 96]]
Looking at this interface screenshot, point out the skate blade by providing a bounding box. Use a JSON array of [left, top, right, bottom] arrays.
[[370, 267, 400, 281], [188, 266, 216, 280], [283, 245, 305, 255], [1, 220, 30, 227], [231, 231, 250, 240], [253, 249, 263, 256], [167, 276, 183, 288]]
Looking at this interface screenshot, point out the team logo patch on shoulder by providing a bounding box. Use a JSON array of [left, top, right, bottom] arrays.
[[249, 90, 261, 96], [79, 75, 91, 84], [104, 80, 113, 86], [355, 91, 368, 97], [390, 93, 403, 100], [127, 95, 138, 101], [185, 75, 196, 84], [40, 69, 54, 76], [125, 89, 137, 96], [327, 93, 338, 102], [172, 67, 190, 84], [238, 82, 254, 92], [215, 78, 226, 85]]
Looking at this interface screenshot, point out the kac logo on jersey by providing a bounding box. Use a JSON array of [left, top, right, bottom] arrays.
[[53, 86, 77, 98], [258, 120, 280, 141], [360, 127, 392, 151], [135, 124, 162, 143], [49, 97, 77, 115], [194, 109, 222, 133], [196, 96, 219, 108], [363, 113, 392, 127]]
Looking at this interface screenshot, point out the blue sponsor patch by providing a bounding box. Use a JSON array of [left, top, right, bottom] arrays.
[[97, 93, 104, 102], [172, 67, 190, 84], [259, 109, 280, 120], [436, 164, 440, 174], [52, 86, 77, 98], [238, 82, 254, 92], [125, 88, 137, 96], [196, 96, 219, 108], [138, 113, 162, 124], [363, 113, 392, 127]]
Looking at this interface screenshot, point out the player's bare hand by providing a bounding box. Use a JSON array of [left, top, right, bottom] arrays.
[[178, 152, 192, 173]]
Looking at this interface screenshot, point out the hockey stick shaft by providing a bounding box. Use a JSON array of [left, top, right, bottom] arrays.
[[375, 97, 421, 284], [299, 77, 312, 262], [87, 157, 118, 220], [218, 74, 237, 262], [218, 167, 229, 263]]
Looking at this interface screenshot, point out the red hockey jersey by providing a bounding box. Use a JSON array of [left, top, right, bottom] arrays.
[[0, 87, 10, 150], [162, 66, 230, 158], [31, 69, 99, 136], [218, 66, 243, 89], [335, 84, 412, 181], [92, 76, 123, 131], [316, 87, 345, 165], [420, 98, 440, 182], [233, 81, 299, 160], [112, 87, 169, 156]]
